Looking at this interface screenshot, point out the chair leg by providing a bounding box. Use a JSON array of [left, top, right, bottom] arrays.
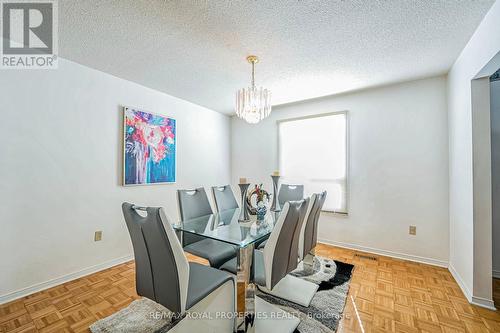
[[303, 252, 314, 266], [301, 245, 327, 274]]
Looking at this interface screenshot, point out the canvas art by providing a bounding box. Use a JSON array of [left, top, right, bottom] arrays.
[[123, 107, 176, 185]]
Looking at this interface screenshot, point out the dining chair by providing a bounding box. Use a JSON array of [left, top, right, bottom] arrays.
[[309, 191, 327, 255], [278, 184, 304, 208], [255, 200, 318, 307], [256, 184, 304, 249], [211, 185, 239, 213], [177, 187, 213, 221], [298, 192, 320, 261], [298, 191, 327, 270], [221, 200, 319, 307], [256, 193, 310, 251], [122, 203, 235, 332], [177, 188, 238, 268]]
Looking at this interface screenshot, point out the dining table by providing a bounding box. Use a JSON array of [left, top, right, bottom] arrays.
[[173, 208, 281, 332]]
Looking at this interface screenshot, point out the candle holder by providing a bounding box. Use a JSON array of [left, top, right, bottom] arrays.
[[270, 175, 281, 212], [238, 183, 250, 222]]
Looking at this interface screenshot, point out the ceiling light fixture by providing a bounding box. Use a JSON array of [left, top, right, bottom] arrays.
[[235, 55, 272, 124]]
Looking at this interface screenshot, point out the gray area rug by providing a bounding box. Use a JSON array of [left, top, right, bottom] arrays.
[[258, 257, 354, 333], [89, 256, 353, 333], [89, 298, 174, 333]]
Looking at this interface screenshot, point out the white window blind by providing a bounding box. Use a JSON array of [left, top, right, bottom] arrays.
[[278, 112, 348, 213]]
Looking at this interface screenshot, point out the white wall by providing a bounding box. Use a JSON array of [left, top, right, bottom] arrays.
[[447, 0, 500, 307], [491, 79, 500, 278], [232, 76, 449, 265], [0, 59, 231, 302]]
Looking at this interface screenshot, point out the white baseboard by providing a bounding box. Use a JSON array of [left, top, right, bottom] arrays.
[[448, 263, 473, 302], [493, 269, 500, 279], [448, 263, 497, 310], [318, 238, 449, 268], [0, 254, 133, 305], [471, 296, 497, 310]]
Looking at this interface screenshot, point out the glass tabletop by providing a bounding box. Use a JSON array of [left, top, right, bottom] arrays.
[[173, 208, 281, 248]]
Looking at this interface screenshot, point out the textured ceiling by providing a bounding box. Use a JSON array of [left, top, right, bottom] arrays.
[[59, 0, 494, 114]]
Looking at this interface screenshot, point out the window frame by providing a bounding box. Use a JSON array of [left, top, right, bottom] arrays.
[[277, 110, 349, 215]]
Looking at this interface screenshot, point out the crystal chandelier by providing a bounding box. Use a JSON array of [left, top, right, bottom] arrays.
[[235, 55, 272, 124]]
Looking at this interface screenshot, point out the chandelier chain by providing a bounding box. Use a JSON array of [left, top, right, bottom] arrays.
[[251, 61, 255, 88]]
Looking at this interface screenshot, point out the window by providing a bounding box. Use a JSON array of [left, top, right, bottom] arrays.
[[278, 112, 348, 213]]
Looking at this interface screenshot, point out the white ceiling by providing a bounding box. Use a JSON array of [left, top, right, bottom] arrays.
[[59, 0, 494, 114]]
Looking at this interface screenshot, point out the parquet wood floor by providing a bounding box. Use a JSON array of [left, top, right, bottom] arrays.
[[1, 244, 499, 332]]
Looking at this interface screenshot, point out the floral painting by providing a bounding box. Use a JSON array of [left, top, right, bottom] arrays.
[[123, 107, 176, 185]]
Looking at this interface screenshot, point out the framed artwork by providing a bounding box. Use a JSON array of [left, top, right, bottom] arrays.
[[123, 107, 176, 185]]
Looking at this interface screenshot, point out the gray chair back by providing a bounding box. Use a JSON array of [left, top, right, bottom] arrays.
[[262, 200, 308, 289], [177, 187, 213, 221], [300, 193, 321, 259], [177, 188, 214, 247], [278, 184, 304, 207], [310, 191, 327, 251], [122, 203, 189, 314], [288, 197, 310, 271], [211, 185, 239, 212]]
